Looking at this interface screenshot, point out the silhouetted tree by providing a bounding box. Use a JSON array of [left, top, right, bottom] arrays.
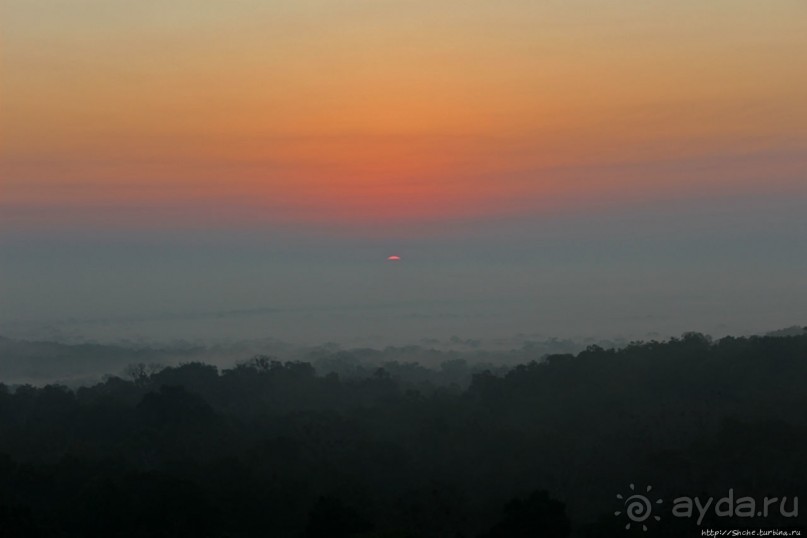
[[305, 496, 372, 538], [483, 490, 571, 538]]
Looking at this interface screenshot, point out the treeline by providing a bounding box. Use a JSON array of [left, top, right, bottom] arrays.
[[0, 333, 805, 536], [0, 334, 586, 387]]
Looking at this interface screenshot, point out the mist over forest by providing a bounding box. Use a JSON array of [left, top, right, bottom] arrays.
[[0, 332, 608, 388], [1, 329, 805, 536]]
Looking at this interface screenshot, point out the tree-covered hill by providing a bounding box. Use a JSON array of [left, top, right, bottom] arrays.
[[1, 333, 805, 537]]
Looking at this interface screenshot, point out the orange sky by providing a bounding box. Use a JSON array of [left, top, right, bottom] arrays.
[[3, 0, 807, 230]]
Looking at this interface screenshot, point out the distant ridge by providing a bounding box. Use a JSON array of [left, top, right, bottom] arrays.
[[765, 325, 807, 337]]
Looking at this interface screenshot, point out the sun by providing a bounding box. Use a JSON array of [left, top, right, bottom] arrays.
[[387, 255, 401, 261]]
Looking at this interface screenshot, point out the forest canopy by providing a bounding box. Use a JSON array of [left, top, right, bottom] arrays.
[[0, 332, 805, 536]]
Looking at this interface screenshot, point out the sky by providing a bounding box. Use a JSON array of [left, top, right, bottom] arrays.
[[2, 1, 806, 345]]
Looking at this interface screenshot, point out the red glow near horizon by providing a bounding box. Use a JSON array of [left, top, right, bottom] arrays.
[[4, 2, 806, 235], [387, 255, 402, 261]]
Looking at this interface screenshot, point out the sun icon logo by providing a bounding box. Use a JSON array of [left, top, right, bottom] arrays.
[[614, 484, 663, 531]]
